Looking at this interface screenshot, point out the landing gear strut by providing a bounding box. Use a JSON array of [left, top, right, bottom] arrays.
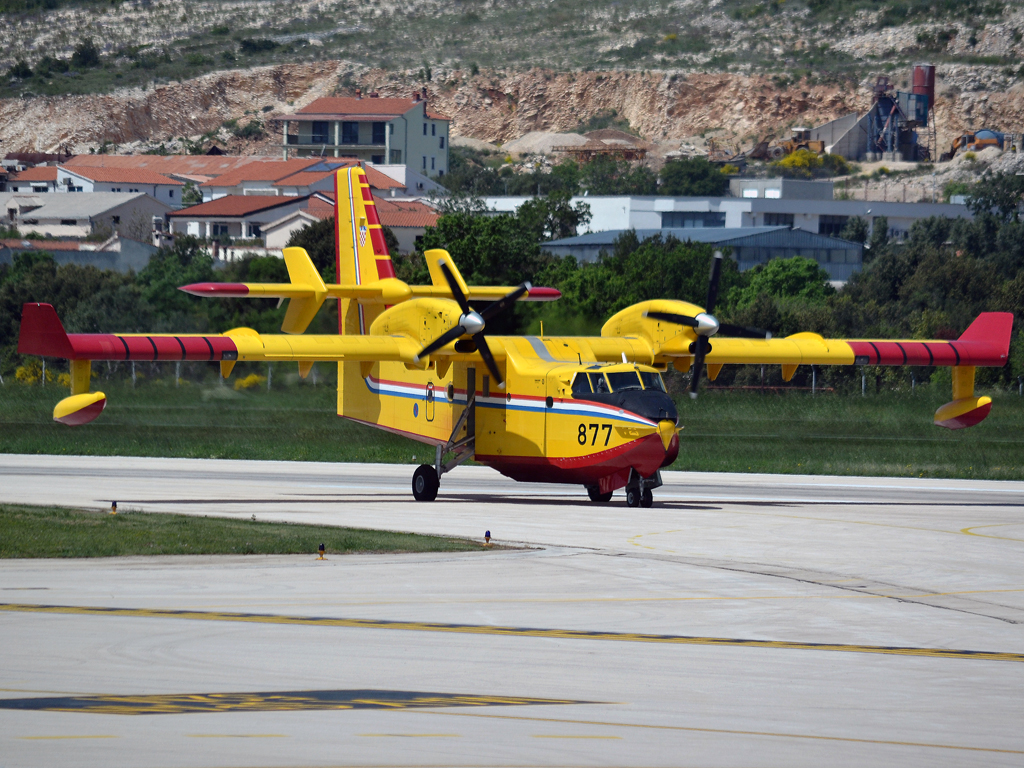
[[625, 469, 661, 508], [411, 369, 477, 501]]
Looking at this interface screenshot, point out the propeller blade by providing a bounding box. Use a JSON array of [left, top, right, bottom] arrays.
[[473, 333, 503, 387], [416, 324, 466, 360], [644, 311, 699, 328], [717, 322, 772, 340], [704, 250, 723, 316], [689, 336, 708, 400], [439, 261, 470, 315], [480, 282, 531, 322]]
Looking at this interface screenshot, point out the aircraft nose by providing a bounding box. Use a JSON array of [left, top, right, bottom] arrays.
[[657, 420, 677, 451]]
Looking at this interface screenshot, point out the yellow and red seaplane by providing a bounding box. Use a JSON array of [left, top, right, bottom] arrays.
[[18, 168, 1014, 505]]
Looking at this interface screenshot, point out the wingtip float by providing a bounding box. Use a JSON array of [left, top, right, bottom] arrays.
[[15, 166, 1016, 505]]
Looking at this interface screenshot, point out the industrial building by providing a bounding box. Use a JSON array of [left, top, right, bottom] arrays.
[[485, 178, 970, 245], [542, 227, 863, 282], [808, 65, 936, 162]]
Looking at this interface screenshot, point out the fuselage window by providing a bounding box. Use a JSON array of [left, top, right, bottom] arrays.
[[606, 372, 643, 392], [571, 373, 593, 394], [588, 372, 610, 393], [639, 372, 667, 392]]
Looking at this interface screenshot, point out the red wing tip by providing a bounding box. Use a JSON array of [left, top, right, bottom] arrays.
[[525, 287, 561, 301], [179, 283, 250, 296]]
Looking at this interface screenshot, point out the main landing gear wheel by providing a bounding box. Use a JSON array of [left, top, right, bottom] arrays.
[[641, 489, 654, 508], [587, 487, 613, 503], [626, 487, 642, 507], [412, 464, 439, 502]]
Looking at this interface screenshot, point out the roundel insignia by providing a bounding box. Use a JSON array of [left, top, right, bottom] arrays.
[[413, 403, 419, 417], [359, 225, 368, 247]]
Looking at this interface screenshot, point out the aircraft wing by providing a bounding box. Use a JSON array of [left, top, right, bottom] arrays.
[[17, 303, 421, 365], [648, 313, 1013, 370]]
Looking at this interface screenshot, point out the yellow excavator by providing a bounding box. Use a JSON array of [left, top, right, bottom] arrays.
[[939, 129, 1004, 162]]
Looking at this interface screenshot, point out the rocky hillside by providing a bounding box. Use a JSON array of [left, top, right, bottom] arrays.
[[2, 61, 1022, 160], [2, 0, 1023, 182]]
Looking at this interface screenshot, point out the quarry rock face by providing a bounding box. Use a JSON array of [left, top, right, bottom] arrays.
[[0, 63, 1021, 158]]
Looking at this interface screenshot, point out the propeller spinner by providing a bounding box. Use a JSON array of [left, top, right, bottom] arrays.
[[414, 261, 529, 387], [643, 250, 771, 399]]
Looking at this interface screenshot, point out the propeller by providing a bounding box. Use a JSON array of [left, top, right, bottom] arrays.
[[415, 261, 528, 388], [642, 250, 771, 399]]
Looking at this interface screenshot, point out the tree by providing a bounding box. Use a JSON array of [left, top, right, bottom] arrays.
[[839, 216, 869, 244], [658, 157, 728, 196], [733, 256, 835, 308], [34, 55, 69, 78], [8, 59, 32, 79], [517, 191, 591, 241], [71, 38, 100, 69], [136, 237, 214, 329], [868, 215, 889, 256], [967, 171, 1024, 222], [285, 217, 336, 281], [578, 155, 655, 195]]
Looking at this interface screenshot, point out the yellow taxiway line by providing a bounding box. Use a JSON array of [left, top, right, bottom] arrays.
[[2, 602, 1022, 663]]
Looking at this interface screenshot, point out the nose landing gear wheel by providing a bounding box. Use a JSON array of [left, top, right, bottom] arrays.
[[626, 488, 641, 507], [412, 464, 439, 501], [587, 486, 613, 503], [640, 489, 654, 508]]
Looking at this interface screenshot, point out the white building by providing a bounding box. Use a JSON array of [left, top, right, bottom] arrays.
[[485, 179, 970, 242], [166, 195, 310, 242], [6, 166, 60, 193], [278, 93, 451, 178], [55, 167, 183, 208], [1, 192, 172, 239]]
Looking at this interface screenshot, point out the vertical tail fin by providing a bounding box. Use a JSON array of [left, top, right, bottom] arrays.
[[335, 165, 396, 334]]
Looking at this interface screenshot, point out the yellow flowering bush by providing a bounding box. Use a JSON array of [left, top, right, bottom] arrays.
[[233, 373, 267, 391]]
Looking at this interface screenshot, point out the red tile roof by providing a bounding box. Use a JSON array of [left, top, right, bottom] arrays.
[[302, 193, 437, 228], [372, 197, 439, 228], [64, 167, 183, 185], [168, 195, 309, 218], [363, 165, 404, 190], [10, 166, 58, 182], [267, 162, 404, 191], [297, 97, 418, 117], [1, 238, 82, 251], [199, 159, 321, 187], [63, 155, 291, 177], [306, 197, 335, 220]]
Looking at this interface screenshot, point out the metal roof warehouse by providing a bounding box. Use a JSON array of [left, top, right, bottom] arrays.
[[543, 227, 864, 282]]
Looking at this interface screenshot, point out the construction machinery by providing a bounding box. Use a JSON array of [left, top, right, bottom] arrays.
[[939, 130, 1006, 162], [777, 128, 825, 158]]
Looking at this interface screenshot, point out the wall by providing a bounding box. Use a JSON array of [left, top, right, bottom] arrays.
[[403, 102, 449, 177], [0, 238, 158, 272]]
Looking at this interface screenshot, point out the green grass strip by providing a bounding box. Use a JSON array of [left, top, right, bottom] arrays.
[[0, 504, 482, 559]]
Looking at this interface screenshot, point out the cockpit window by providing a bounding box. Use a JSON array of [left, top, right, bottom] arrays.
[[588, 372, 610, 393], [571, 373, 592, 394], [640, 371, 667, 392], [606, 371, 643, 392]]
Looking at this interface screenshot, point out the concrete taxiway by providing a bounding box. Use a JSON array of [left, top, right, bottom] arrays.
[[1, 454, 1023, 767]]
